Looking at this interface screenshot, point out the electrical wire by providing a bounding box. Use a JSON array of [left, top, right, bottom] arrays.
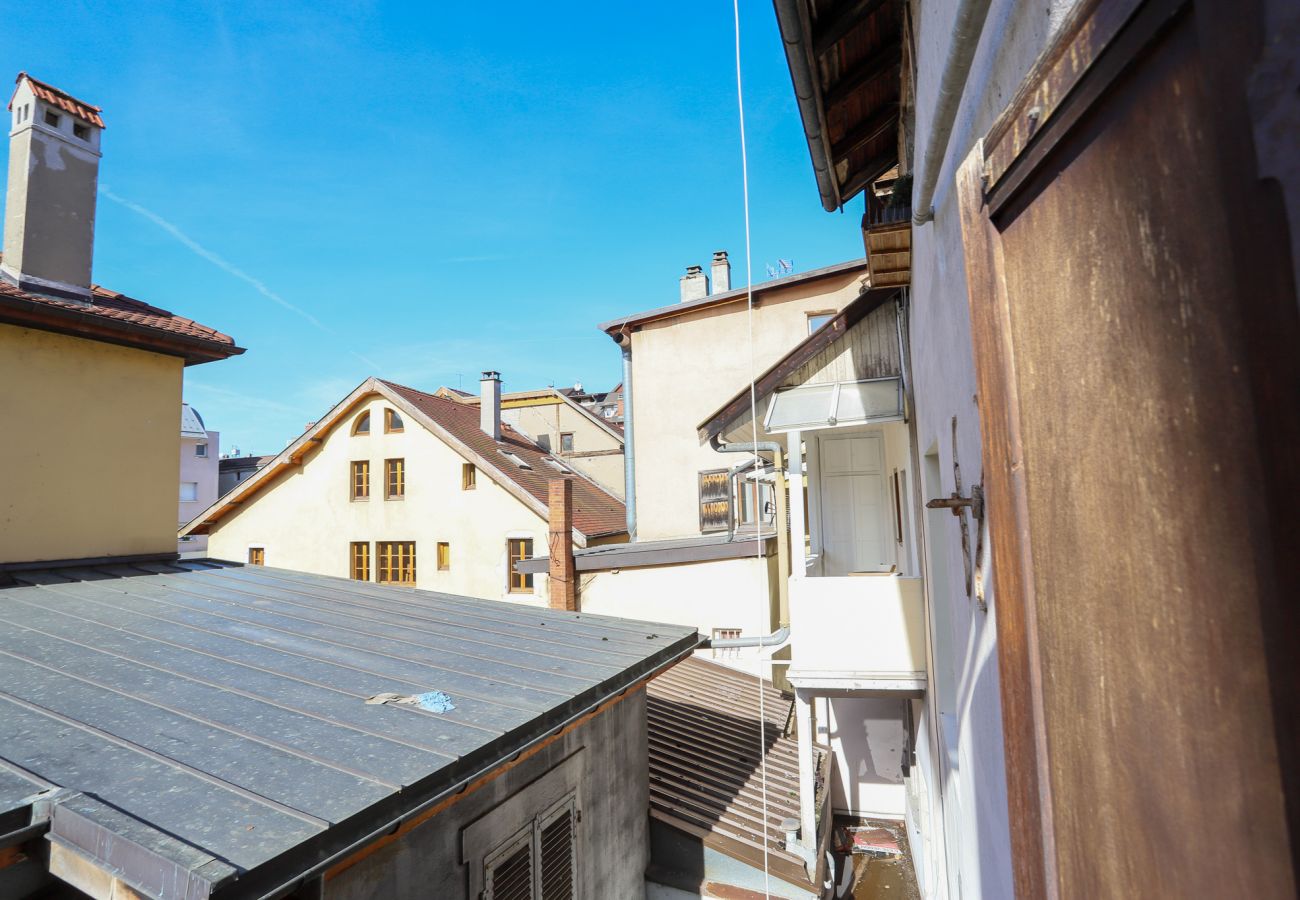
[[732, 2, 774, 896]]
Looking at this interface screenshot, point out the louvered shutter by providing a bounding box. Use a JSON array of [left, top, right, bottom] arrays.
[[538, 801, 576, 900], [699, 469, 731, 533], [484, 830, 533, 900]]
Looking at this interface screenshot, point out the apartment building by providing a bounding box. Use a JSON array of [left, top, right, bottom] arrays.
[[178, 402, 218, 554], [184, 373, 626, 603]]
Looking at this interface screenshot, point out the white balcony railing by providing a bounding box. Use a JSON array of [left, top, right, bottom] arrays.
[[786, 573, 926, 693]]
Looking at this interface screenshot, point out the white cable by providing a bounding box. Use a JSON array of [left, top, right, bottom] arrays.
[[732, 3, 773, 896]]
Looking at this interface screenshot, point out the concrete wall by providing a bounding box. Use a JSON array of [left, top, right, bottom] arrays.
[[904, 1, 1079, 896], [327, 687, 649, 900], [178, 429, 218, 553], [819, 696, 908, 818], [206, 394, 556, 604], [502, 399, 624, 498], [0, 323, 182, 563], [628, 269, 868, 541]]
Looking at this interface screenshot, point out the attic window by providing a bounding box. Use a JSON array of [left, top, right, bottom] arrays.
[[44, 110, 60, 128], [73, 122, 90, 140], [352, 411, 370, 435], [543, 458, 572, 474], [499, 450, 532, 470], [385, 408, 404, 433]]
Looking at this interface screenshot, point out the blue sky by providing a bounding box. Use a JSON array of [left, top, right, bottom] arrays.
[[5, 2, 862, 453]]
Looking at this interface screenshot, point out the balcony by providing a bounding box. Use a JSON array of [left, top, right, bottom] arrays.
[[862, 174, 912, 287], [786, 573, 926, 695]]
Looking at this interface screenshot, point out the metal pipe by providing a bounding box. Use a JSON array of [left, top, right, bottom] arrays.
[[773, 0, 839, 212], [912, 0, 995, 225], [619, 338, 636, 540], [708, 624, 790, 649]]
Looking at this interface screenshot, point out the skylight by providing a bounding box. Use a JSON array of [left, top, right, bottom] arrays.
[[499, 450, 532, 470]]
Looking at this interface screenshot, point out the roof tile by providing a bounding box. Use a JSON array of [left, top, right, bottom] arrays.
[[10, 72, 105, 128]]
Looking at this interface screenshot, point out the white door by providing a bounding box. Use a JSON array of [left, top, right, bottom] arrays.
[[818, 432, 890, 575]]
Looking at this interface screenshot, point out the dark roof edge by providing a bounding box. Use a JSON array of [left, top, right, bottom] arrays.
[[696, 285, 903, 441], [0, 294, 244, 366], [515, 534, 776, 575], [773, 0, 841, 212], [598, 258, 868, 334], [220, 631, 702, 900]]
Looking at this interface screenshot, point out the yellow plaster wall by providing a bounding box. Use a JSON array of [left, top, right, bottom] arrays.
[[206, 395, 555, 604], [0, 323, 182, 562], [630, 269, 869, 539]]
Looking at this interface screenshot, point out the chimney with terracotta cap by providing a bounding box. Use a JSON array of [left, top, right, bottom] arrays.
[[3, 73, 105, 301]]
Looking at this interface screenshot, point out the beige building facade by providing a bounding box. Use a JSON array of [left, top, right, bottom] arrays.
[[188, 377, 626, 605]]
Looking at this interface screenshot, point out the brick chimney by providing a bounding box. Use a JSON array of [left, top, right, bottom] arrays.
[[480, 371, 502, 440], [711, 250, 731, 293], [3, 73, 104, 301], [679, 264, 709, 302], [548, 478, 577, 611]]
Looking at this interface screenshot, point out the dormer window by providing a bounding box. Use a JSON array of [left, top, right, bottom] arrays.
[[44, 110, 59, 128], [385, 408, 404, 433], [499, 450, 532, 470], [73, 122, 90, 141], [352, 411, 370, 435]]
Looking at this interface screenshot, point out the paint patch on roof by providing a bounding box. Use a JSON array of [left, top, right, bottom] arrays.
[[366, 691, 457, 714]]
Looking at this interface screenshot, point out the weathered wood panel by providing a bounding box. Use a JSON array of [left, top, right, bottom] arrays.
[[784, 301, 900, 388]]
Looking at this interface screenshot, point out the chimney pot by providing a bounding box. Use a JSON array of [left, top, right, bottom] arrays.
[[711, 250, 731, 294], [679, 264, 709, 302], [480, 371, 502, 440]]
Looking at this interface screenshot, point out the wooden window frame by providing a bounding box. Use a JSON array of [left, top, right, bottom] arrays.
[[247, 547, 264, 566], [350, 541, 370, 581], [376, 541, 416, 585], [350, 460, 370, 501], [385, 458, 405, 500], [384, 408, 404, 433], [559, 432, 575, 454], [352, 411, 370, 436], [508, 538, 534, 593], [437, 541, 450, 571], [463, 462, 477, 490]]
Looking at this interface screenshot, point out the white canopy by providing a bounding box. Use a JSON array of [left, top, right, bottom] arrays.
[[763, 376, 903, 433]]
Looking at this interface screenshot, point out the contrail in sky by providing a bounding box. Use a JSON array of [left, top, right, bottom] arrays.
[[99, 185, 381, 370]]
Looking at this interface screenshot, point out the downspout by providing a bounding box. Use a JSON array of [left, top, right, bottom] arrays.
[[911, 0, 995, 224], [708, 625, 790, 649], [615, 333, 636, 540], [710, 432, 791, 630]]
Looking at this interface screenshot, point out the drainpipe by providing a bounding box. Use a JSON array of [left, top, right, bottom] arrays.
[[615, 335, 636, 540], [709, 432, 791, 630], [708, 625, 790, 649], [911, 0, 995, 225]]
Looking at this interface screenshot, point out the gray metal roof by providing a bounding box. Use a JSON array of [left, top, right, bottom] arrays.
[[0, 559, 698, 899], [515, 532, 777, 575]]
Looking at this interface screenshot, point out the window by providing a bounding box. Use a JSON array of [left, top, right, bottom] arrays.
[[543, 458, 573, 474], [352, 411, 370, 435], [712, 627, 742, 660], [463, 462, 477, 490], [508, 539, 534, 593], [44, 110, 59, 127], [385, 458, 405, 499], [73, 122, 90, 140], [248, 547, 264, 566], [437, 542, 450, 571], [500, 450, 531, 469], [807, 311, 835, 334], [698, 469, 731, 533], [482, 796, 577, 900], [350, 542, 370, 581], [351, 460, 370, 500], [559, 432, 575, 453], [377, 541, 416, 584], [180, 482, 198, 502], [736, 475, 775, 528], [385, 408, 404, 433], [195, 443, 208, 458]]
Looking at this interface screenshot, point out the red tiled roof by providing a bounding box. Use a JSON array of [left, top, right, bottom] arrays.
[[384, 380, 627, 539], [10, 72, 105, 128], [0, 275, 241, 364]]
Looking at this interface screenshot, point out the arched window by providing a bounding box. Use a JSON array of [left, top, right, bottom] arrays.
[[352, 411, 370, 435], [385, 408, 404, 433]]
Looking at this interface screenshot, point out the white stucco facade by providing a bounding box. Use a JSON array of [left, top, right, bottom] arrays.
[[204, 395, 555, 605]]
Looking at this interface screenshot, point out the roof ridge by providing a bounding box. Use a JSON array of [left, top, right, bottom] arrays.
[[15, 71, 103, 112]]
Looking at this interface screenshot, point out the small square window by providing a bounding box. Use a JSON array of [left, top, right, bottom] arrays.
[[195, 443, 208, 458], [248, 547, 265, 566], [180, 482, 198, 502], [44, 110, 60, 128], [559, 432, 575, 453], [73, 122, 90, 140], [807, 311, 835, 334]]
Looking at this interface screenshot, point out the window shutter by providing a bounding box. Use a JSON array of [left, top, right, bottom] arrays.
[[538, 802, 575, 900], [485, 834, 533, 900], [699, 469, 731, 533]]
